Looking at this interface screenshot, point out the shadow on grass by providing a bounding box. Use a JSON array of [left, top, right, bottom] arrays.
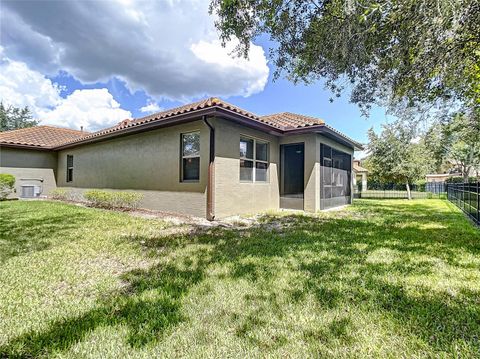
[[1, 200, 479, 356], [0, 202, 91, 263]]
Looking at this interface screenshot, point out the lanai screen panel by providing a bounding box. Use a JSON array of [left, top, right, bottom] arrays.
[[320, 144, 352, 209]]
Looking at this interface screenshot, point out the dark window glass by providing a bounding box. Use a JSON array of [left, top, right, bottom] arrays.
[[240, 159, 254, 181], [255, 162, 268, 182], [183, 157, 200, 181], [240, 138, 254, 159], [66, 155, 73, 182], [256, 142, 268, 161], [181, 132, 200, 181]]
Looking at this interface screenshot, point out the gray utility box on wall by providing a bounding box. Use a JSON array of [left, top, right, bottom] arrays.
[[21, 185, 42, 198]]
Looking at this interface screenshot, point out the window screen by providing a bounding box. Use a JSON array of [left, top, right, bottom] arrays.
[[320, 144, 352, 208]]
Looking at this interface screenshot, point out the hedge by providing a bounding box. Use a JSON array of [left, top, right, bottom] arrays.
[[83, 190, 143, 210]]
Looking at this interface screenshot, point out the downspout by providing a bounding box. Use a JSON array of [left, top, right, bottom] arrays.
[[203, 116, 215, 221]]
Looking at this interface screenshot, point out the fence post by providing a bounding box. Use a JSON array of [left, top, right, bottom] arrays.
[[477, 181, 480, 223]]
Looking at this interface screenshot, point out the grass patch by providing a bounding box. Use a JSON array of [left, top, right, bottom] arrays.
[[0, 199, 479, 357]]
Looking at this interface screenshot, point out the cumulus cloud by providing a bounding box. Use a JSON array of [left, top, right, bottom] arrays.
[[0, 48, 61, 112], [0, 53, 131, 131], [140, 101, 162, 114], [41, 89, 132, 131], [1, 0, 269, 100]]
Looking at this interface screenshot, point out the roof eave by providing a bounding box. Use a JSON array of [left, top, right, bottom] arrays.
[[0, 142, 55, 150], [54, 106, 285, 150], [284, 125, 364, 151], [54, 108, 220, 150]]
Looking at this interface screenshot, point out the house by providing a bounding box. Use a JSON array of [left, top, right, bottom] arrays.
[[0, 98, 363, 219], [352, 159, 368, 191]]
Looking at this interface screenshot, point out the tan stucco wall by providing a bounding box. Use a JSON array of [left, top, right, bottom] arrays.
[[0, 146, 58, 198], [211, 118, 280, 218], [56, 120, 209, 217], [0, 147, 57, 171]]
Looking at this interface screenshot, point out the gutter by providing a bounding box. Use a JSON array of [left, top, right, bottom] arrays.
[[203, 116, 215, 221], [0, 143, 55, 151]]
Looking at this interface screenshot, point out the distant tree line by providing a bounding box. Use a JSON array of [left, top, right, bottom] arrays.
[[363, 110, 480, 198], [0, 102, 37, 132]]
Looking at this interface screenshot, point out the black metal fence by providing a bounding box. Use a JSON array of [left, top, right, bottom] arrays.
[[354, 183, 446, 199], [446, 182, 480, 225], [426, 182, 446, 194]]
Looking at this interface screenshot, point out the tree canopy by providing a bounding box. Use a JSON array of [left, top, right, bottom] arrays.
[[210, 0, 480, 116], [0, 102, 37, 132], [366, 119, 434, 198], [441, 111, 480, 179]]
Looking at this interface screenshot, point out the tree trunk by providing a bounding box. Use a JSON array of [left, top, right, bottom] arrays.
[[406, 182, 412, 200]]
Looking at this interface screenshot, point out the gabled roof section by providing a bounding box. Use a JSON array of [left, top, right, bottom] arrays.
[[260, 112, 325, 130], [0, 126, 88, 149]]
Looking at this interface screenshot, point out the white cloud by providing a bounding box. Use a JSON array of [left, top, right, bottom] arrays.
[[0, 53, 131, 131], [41, 89, 132, 131], [140, 101, 162, 114], [0, 48, 61, 112], [1, 0, 269, 100]]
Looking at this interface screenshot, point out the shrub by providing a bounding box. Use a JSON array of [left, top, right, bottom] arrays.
[[84, 190, 143, 210], [445, 176, 478, 184], [0, 174, 15, 200], [50, 188, 70, 201]]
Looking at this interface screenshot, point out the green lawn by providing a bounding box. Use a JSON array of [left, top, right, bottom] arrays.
[[0, 199, 479, 358]]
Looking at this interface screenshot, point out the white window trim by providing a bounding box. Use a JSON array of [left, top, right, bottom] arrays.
[[181, 131, 200, 182], [240, 136, 269, 183]]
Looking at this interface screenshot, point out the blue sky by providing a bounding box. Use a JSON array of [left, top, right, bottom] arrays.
[[49, 58, 392, 154], [1, 0, 394, 156]]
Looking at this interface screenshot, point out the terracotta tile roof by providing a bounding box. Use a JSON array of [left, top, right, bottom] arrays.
[[0, 126, 87, 148], [62, 98, 330, 147], [0, 98, 362, 150], [63, 97, 265, 146], [259, 112, 325, 129], [353, 162, 368, 173]]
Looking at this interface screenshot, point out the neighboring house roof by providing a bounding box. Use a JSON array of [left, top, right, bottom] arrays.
[[0, 98, 364, 151], [0, 126, 88, 149], [353, 161, 368, 173], [425, 173, 462, 182]]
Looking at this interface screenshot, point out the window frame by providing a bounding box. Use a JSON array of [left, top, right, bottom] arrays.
[[180, 131, 200, 182], [239, 136, 269, 183], [66, 155, 73, 183]]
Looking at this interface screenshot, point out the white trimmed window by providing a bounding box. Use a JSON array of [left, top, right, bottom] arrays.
[[181, 131, 200, 181], [240, 137, 269, 182]]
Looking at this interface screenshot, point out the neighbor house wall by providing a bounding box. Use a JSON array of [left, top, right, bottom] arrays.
[[211, 117, 280, 218], [56, 120, 209, 217], [0, 146, 58, 198]]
